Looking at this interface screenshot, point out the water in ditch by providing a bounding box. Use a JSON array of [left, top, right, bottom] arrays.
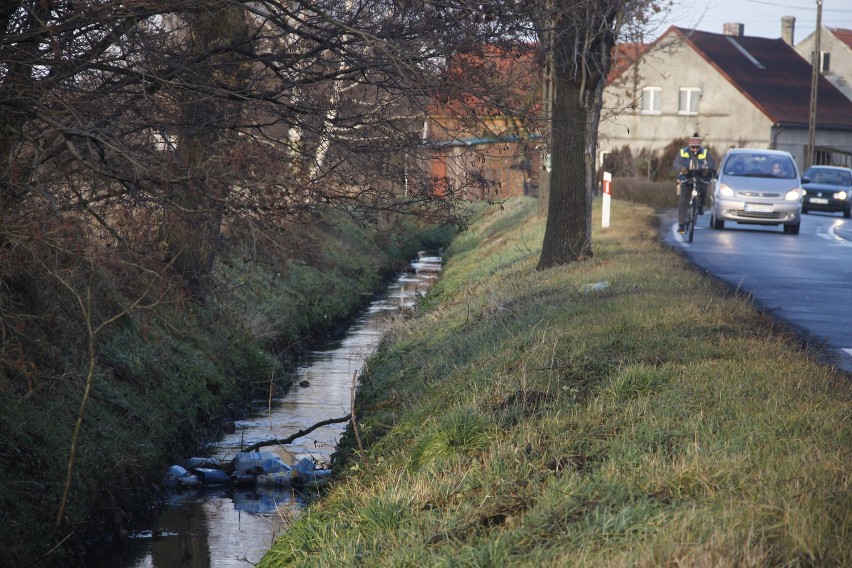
[[85, 252, 442, 568]]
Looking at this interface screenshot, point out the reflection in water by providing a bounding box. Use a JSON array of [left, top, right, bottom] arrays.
[[86, 253, 441, 568]]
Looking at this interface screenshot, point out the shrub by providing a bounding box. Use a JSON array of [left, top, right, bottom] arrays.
[[611, 177, 677, 210], [602, 145, 635, 178]]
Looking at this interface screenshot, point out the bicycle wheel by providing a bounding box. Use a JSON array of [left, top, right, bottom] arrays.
[[687, 198, 698, 242]]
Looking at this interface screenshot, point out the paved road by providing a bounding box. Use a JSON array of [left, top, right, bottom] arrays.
[[661, 209, 852, 374]]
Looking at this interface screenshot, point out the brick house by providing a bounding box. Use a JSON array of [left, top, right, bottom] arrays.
[[422, 45, 542, 200]]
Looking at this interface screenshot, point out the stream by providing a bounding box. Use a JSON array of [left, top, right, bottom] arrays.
[[84, 252, 442, 568]]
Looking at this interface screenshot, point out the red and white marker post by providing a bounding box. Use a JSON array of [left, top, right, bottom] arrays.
[[602, 171, 612, 228]]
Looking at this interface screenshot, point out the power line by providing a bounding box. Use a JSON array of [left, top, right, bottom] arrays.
[[739, 0, 852, 12]]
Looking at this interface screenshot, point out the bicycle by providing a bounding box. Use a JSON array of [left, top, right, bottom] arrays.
[[679, 170, 707, 243]]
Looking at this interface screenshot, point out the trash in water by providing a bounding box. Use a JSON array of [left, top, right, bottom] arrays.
[[233, 451, 290, 475], [255, 471, 294, 487], [292, 457, 333, 487], [178, 475, 200, 489], [232, 473, 257, 487], [191, 468, 230, 485], [187, 456, 223, 468], [162, 452, 330, 493], [164, 465, 188, 487]]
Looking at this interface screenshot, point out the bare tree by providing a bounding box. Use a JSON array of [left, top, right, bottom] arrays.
[[1, 1, 674, 293], [0, 0, 539, 326], [162, 2, 254, 297]]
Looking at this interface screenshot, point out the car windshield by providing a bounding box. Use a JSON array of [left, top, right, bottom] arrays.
[[804, 167, 852, 186], [723, 154, 796, 179]]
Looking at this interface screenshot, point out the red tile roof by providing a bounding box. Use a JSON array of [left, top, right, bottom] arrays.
[[607, 43, 645, 83], [829, 27, 852, 49], [671, 26, 852, 129]]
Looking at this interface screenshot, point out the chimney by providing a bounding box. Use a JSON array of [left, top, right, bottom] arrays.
[[781, 16, 795, 45], [723, 23, 744, 38]]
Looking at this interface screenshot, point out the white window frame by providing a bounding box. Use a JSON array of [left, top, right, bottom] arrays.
[[678, 87, 701, 115], [639, 86, 661, 114]]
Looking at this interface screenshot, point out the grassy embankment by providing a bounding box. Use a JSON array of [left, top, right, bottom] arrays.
[[260, 195, 851, 567], [0, 211, 455, 567]]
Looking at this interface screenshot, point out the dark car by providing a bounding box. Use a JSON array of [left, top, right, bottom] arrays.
[[801, 165, 852, 218]]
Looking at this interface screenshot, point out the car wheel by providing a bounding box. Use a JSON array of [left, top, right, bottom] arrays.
[[802, 206, 808, 214], [711, 214, 725, 230], [845, 207, 851, 219], [784, 222, 800, 235]]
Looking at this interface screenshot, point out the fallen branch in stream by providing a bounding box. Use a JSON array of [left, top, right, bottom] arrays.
[[239, 398, 395, 454], [240, 414, 351, 453]]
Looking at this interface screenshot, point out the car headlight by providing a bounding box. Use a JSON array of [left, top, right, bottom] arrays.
[[785, 188, 802, 201], [833, 190, 848, 200], [718, 184, 735, 197]]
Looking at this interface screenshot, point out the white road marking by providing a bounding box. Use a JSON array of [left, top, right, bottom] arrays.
[[816, 221, 852, 245]]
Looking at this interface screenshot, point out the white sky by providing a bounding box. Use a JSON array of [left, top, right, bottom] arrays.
[[651, 0, 852, 42]]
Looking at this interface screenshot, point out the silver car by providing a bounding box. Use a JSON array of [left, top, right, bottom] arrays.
[[709, 148, 803, 234]]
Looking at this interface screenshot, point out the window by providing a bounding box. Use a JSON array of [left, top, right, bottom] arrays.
[[640, 87, 661, 114], [821, 51, 831, 72], [678, 87, 700, 114], [811, 51, 831, 72]]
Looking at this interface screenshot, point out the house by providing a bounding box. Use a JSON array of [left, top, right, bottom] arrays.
[[422, 44, 542, 200], [599, 23, 852, 172], [425, 134, 541, 200], [794, 25, 852, 102]]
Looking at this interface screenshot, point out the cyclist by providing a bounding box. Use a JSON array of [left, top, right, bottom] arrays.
[[672, 132, 715, 233]]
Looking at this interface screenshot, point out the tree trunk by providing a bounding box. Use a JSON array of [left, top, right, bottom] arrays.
[[537, 28, 554, 214], [536, 0, 621, 270], [0, 1, 48, 212], [537, 70, 593, 269], [165, 3, 251, 299]]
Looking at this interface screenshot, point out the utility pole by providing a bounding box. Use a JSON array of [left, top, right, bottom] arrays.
[[806, 0, 823, 169]]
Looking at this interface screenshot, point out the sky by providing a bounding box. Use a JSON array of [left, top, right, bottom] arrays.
[[652, 0, 852, 42]]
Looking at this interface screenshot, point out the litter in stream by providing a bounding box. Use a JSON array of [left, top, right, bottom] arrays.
[[163, 451, 333, 492]]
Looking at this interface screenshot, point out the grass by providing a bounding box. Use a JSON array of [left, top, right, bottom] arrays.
[[259, 197, 851, 567], [0, 209, 457, 566]]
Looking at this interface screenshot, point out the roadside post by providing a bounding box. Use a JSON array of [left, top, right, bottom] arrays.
[[602, 171, 612, 228]]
